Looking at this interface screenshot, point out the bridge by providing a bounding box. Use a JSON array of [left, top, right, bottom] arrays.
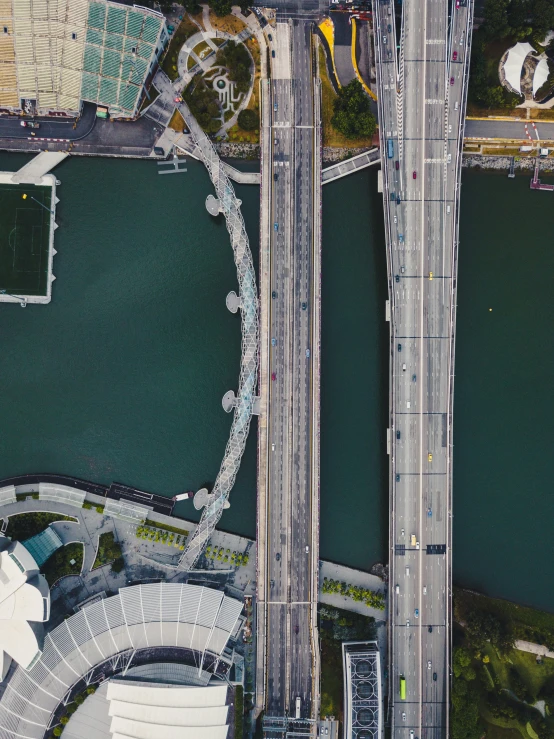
[[255, 12, 322, 738], [177, 99, 259, 571], [373, 0, 473, 735]]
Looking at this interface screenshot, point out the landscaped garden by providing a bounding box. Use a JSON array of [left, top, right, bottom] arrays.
[[93, 531, 123, 571], [453, 588, 554, 739], [162, 14, 202, 81], [205, 544, 249, 566], [135, 524, 188, 550], [42, 542, 84, 587], [6, 511, 76, 541]]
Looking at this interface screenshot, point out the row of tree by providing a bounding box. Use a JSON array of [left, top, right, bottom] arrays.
[[481, 0, 554, 45], [322, 577, 385, 610]]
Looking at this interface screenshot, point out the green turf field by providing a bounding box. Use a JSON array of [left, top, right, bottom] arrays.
[[0, 183, 52, 296]]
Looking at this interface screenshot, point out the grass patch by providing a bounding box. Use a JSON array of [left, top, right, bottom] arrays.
[[161, 15, 201, 81], [15, 492, 39, 502], [530, 109, 554, 122], [318, 44, 373, 149], [209, 11, 247, 36], [6, 511, 76, 541], [193, 40, 214, 61], [187, 54, 198, 71], [148, 520, 190, 536], [42, 542, 83, 586], [456, 588, 554, 638], [93, 531, 122, 569], [482, 147, 531, 156], [169, 109, 186, 132]]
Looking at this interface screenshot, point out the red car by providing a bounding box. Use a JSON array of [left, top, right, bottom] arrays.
[[453, 51, 458, 61], [450, 76, 455, 86], [395, 160, 399, 170], [413, 171, 417, 179], [271, 372, 276, 381]]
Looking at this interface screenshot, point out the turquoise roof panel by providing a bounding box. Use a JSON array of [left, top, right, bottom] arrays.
[[83, 44, 102, 74], [99, 75, 118, 106], [102, 48, 121, 79], [87, 2, 106, 30], [106, 4, 126, 35], [81, 72, 100, 101], [125, 10, 143, 39], [118, 82, 140, 112], [86, 28, 103, 46], [104, 32, 123, 52], [141, 14, 162, 44]]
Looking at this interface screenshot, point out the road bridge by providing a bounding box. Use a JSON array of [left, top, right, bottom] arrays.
[[373, 0, 473, 735], [255, 16, 321, 738]]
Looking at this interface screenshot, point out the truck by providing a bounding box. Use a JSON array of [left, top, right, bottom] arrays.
[[295, 697, 301, 719], [20, 120, 40, 129], [519, 146, 533, 152], [410, 534, 416, 546]]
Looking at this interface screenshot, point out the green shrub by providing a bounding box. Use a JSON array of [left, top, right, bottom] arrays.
[[6, 512, 76, 541], [82, 501, 92, 509], [53, 727, 63, 736], [60, 716, 69, 725], [86, 686, 96, 695], [96, 505, 104, 514], [111, 557, 125, 574], [238, 108, 258, 131], [74, 693, 85, 705]]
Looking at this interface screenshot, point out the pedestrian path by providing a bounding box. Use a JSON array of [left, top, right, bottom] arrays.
[[10, 151, 68, 184]]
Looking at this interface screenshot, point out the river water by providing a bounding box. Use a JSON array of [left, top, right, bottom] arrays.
[[0, 153, 551, 611]]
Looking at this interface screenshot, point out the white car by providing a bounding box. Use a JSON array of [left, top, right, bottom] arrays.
[[402, 712, 406, 721], [428, 660, 432, 670], [423, 585, 427, 594]]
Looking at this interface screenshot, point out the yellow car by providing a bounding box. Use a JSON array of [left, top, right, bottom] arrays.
[[428, 453, 433, 462], [429, 271, 433, 280]]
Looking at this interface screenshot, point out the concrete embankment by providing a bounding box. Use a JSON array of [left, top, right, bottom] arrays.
[[462, 153, 554, 172]]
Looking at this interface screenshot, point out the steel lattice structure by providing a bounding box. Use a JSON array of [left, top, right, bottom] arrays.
[[177, 101, 258, 571], [342, 641, 382, 739]]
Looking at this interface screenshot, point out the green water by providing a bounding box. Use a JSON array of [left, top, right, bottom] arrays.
[[0, 152, 552, 612]]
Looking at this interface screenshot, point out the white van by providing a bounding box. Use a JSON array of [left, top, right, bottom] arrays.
[[395, 584, 400, 593]]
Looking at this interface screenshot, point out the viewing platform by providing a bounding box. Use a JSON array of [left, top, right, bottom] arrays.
[[530, 160, 554, 190]]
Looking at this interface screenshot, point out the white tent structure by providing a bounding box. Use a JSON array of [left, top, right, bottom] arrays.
[[0, 537, 50, 681], [503, 42, 536, 94], [533, 58, 550, 97]]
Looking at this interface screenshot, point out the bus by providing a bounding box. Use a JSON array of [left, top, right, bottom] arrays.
[[387, 139, 394, 158], [400, 675, 406, 700]]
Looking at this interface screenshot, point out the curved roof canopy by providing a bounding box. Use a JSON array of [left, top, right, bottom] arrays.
[[503, 42, 536, 94], [0, 537, 50, 680], [533, 58, 550, 97]]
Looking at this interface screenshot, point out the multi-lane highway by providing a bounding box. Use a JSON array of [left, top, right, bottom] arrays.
[[374, 0, 473, 735], [257, 16, 321, 736]]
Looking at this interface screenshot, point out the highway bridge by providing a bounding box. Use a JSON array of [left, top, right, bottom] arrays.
[[255, 14, 322, 739], [374, 0, 473, 735]]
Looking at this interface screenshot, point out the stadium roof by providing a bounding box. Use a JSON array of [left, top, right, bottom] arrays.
[[503, 42, 535, 94], [0, 0, 167, 117], [0, 583, 242, 739], [0, 537, 50, 681], [533, 57, 550, 97]]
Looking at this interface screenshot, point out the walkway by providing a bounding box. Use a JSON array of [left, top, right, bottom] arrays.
[[322, 147, 380, 183], [176, 97, 259, 571], [10, 151, 68, 184]]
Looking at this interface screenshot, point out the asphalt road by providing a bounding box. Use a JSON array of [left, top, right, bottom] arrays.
[[0, 102, 97, 140], [465, 117, 554, 140], [264, 17, 317, 732], [375, 0, 470, 734]]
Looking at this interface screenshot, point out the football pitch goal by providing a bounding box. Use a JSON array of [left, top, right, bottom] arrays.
[[0, 183, 52, 296]]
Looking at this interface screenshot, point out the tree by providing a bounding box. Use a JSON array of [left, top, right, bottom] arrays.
[[238, 108, 258, 131], [184, 74, 221, 134], [331, 80, 376, 139], [483, 0, 511, 39], [216, 41, 252, 94]]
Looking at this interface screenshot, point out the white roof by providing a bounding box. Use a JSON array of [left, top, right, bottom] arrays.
[[533, 58, 550, 97], [106, 682, 228, 708], [0, 538, 49, 677], [504, 42, 535, 94]]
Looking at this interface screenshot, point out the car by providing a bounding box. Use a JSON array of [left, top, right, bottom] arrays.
[[428, 453, 433, 462], [272, 443, 275, 451], [276, 552, 281, 561], [395, 160, 399, 170], [401, 528, 405, 536], [295, 624, 299, 634], [395, 473, 400, 482], [387, 49, 392, 58], [427, 506, 432, 517], [268, 33, 272, 40], [383, 35, 387, 43], [301, 301, 307, 310], [428, 660, 432, 670], [271, 372, 276, 381], [410, 732, 414, 739], [456, 0, 460, 6], [406, 619, 410, 627], [450, 76, 455, 85], [274, 102, 278, 111], [394, 215, 397, 223], [272, 291, 277, 299], [396, 196, 401, 204], [428, 625, 433, 633], [395, 274, 400, 283], [271, 337, 277, 346], [453, 50, 458, 60], [412, 373, 417, 381], [272, 50, 275, 57], [399, 234, 404, 243], [429, 271, 433, 280], [305, 545, 309, 553], [433, 672, 438, 681], [423, 585, 427, 594], [415, 609, 419, 618], [274, 172, 278, 181], [401, 265, 405, 273], [402, 713, 406, 721], [387, 23, 391, 31], [270, 579, 275, 586], [396, 430, 400, 439], [413, 170, 417, 179], [306, 349, 310, 358], [274, 222, 279, 231], [397, 343, 402, 352], [325, 729, 329, 736], [20, 120, 40, 128], [174, 96, 182, 103]]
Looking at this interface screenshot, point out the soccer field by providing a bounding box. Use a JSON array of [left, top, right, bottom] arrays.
[[0, 183, 52, 296]]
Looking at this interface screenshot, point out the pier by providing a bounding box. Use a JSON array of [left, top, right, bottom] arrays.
[[530, 159, 554, 191]]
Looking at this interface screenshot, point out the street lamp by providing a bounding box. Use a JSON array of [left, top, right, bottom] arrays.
[[0, 289, 27, 307], [21, 193, 54, 215]]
